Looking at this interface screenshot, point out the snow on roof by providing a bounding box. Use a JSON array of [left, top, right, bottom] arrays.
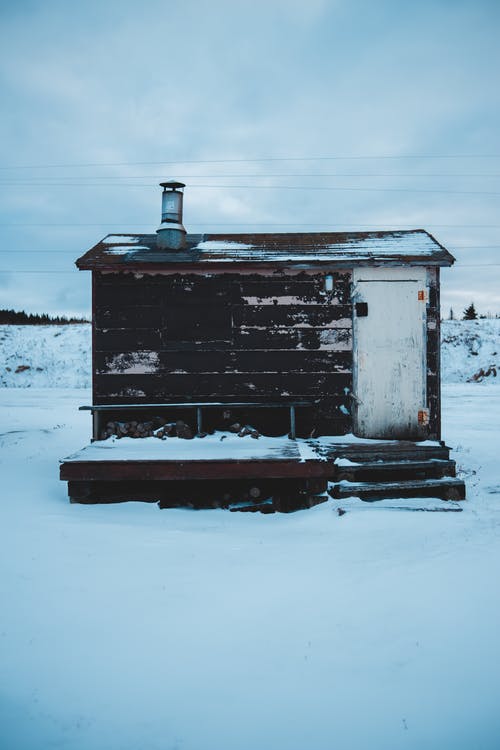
[[325, 231, 442, 256], [192, 231, 442, 257], [195, 240, 254, 250], [102, 235, 143, 244], [77, 229, 455, 270], [105, 246, 151, 254]]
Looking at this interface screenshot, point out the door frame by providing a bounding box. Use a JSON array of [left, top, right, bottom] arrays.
[[351, 267, 428, 439]]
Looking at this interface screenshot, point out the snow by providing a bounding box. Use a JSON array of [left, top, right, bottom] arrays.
[[441, 318, 500, 382], [102, 235, 142, 244], [65, 432, 306, 462], [325, 231, 439, 255], [105, 245, 151, 254], [334, 457, 361, 466], [65, 432, 443, 464], [195, 240, 254, 250], [0, 325, 91, 388], [190, 231, 444, 261], [0, 318, 500, 747], [1, 383, 500, 749]]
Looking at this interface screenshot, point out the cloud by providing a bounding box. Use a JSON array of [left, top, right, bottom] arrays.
[[0, 0, 498, 314]]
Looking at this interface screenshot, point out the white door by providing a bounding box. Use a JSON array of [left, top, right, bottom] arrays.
[[352, 267, 427, 440]]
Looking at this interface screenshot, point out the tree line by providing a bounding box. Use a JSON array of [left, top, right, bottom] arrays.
[[448, 303, 500, 321], [0, 309, 90, 325]]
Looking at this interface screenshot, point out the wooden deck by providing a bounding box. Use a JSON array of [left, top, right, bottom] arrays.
[[60, 435, 465, 510], [60, 434, 330, 481]]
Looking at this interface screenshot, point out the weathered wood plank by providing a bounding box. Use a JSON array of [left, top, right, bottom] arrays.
[[95, 283, 165, 306], [94, 372, 351, 401], [336, 459, 457, 482], [164, 304, 232, 342], [62, 458, 337, 481], [95, 327, 352, 352], [234, 326, 351, 350], [237, 273, 351, 302], [94, 271, 349, 294], [95, 350, 352, 375], [95, 306, 162, 328], [233, 305, 352, 327], [95, 328, 163, 351], [96, 304, 233, 340], [330, 477, 466, 501], [96, 273, 237, 297], [95, 328, 352, 352], [316, 440, 450, 462]]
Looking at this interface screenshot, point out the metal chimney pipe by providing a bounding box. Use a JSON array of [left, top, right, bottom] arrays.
[[156, 180, 187, 250]]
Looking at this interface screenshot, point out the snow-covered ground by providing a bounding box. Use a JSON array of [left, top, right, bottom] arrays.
[[0, 384, 499, 749], [1, 319, 499, 388], [0, 319, 499, 748]]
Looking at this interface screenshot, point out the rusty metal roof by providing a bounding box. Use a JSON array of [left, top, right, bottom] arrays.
[[76, 229, 455, 271]]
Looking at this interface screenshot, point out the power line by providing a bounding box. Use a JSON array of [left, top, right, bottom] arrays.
[[1, 154, 500, 170], [2, 173, 500, 180], [2, 222, 500, 228], [1, 182, 500, 196], [0, 270, 79, 273]]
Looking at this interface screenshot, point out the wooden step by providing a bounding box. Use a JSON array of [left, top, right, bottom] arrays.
[[329, 477, 466, 502], [312, 439, 451, 463], [332, 497, 463, 513], [336, 459, 456, 483]]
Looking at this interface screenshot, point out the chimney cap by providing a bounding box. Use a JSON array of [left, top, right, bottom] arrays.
[[159, 180, 185, 190]]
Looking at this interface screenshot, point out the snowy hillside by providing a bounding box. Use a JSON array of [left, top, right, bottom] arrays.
[[0, 324, 91, 387], [441, 319, 500, 383], [1, 319, 499, 387]]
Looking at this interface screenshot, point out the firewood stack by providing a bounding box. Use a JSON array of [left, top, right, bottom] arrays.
[[229, 423, 260, 439], [99, 419, 260, 440], [100, 418, 192, 440]]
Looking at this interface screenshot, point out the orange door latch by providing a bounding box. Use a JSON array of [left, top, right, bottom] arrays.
[[418, 409, 429, 425]]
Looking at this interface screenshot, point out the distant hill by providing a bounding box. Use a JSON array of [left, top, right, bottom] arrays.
[[0, 309, 90, 325]]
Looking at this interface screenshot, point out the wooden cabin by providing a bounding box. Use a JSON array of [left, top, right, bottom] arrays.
[[60, 182, 465, 509]]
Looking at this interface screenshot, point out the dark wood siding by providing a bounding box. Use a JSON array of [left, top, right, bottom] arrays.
[[426, 266, 440, 440], [93, 271, 353, 436]]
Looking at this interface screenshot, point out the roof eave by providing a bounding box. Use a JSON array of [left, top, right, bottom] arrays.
[[76, 254, 455, 273]]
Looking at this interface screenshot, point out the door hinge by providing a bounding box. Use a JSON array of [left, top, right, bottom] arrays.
[[418, 290, 427, 302]]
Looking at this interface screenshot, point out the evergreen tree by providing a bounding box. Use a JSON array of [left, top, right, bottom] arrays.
[[463, 302, 478, 320], [0, 308, 89, 325], [449, 307, 454, 320]]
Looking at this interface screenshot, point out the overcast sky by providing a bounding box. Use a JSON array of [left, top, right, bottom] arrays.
[[0, 0, 499, 317]]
